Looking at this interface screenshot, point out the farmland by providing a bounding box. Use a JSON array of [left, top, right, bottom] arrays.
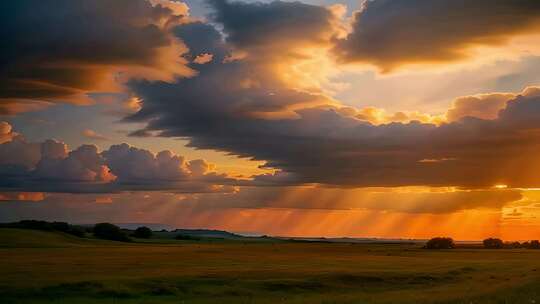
[[1, 228, 540, 303]]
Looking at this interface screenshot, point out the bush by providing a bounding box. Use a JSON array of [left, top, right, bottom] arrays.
[[528, 240, 540, 249], [93, 223, 130, 242], [425, 237, 455, 249], [505, 241, 522, 249], [132, 226, 152, 239], [483, 238, 504, 249]]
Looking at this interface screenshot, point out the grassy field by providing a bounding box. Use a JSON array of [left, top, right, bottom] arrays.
[[1, 229, 540, 303]]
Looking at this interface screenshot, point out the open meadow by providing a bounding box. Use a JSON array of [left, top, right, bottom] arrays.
[[1, 229, 540, 304]]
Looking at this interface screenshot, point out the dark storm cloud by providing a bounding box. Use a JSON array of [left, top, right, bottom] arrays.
[[173, 22, 228, 62], [206, 0, 338, 50], [334, 0, 540, 71], [0, 0, 190, 115], [122, 0, 540, 189]]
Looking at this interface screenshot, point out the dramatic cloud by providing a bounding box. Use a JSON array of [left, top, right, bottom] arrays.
[[129, 53, 540, 189], [0, 0, 192, 115], [117, 1, 540, 189], [207, 0, 341, 51], [335, 0, 540, 71]]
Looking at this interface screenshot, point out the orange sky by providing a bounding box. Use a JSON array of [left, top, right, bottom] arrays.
[[2, 0, 540, 240]]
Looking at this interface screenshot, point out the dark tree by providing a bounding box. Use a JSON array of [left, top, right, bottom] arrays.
[[425, 237, 455, 249], [132, 226, 152, 239], [483, 238, 504, 249], [529, 240, 540, 249], [506, 241, 522, 249], [93, 223, 130, 242]]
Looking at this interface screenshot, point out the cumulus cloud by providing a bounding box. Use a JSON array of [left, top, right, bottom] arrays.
[[0, 136, 41, 169], [0, 0, 192, 115], [35, 144, 116, 182], [0, 128, 234, 193], [103, 144, 189, 182], [446, 93, 516, 122], [334, 0, 540, 71]]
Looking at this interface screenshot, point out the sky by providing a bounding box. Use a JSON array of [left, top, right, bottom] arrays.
[[2, 0, 540, 240]]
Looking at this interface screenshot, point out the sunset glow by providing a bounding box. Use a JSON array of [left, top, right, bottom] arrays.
[[2, 0, 540, 241]]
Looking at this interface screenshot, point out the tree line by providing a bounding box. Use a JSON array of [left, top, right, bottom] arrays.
[[0, 220, 205, 242], [424, 237, 540, 249], [2, 221, 539, 248], [0, 220, 152, 241]]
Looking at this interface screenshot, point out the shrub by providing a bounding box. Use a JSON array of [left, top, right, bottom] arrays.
[[505, 241, 522, 249], [425, 237, 455, 249], [93, 223, 130, 242], [528, 240, 540, 249], [483, 238, 504, 249], [132, 226, 152, 239]]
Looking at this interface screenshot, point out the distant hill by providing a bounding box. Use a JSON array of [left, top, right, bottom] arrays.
[[112, 223, 175, 231], [172, 229, 243, 239], [0, 229, 113, 248], [111, 224, 243, 239]]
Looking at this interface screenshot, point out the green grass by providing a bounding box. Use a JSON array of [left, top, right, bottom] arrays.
[[1, 229, 540, 303]]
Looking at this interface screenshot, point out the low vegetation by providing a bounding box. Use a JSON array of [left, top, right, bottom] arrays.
[[132, 226, 153, 239], [483, 238, 504, 249], [424, 237, 455, 249], [2, 228, 540, 304]]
